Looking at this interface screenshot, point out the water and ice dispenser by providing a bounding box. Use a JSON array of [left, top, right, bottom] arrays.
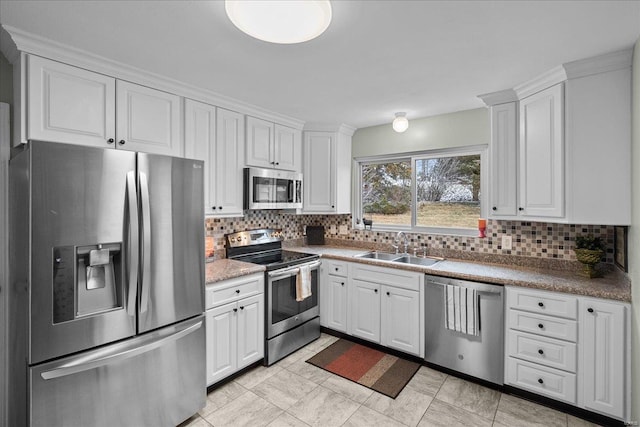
[[52, 243, 124, 323]]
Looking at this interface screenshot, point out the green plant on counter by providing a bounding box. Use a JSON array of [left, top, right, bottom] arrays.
[[573, 234, 605, 278]]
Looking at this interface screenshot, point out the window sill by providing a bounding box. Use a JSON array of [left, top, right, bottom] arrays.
[[354, 224, 480, 238]]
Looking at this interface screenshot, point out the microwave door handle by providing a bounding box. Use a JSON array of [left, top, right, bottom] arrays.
[[125, 171, 139, 316], [139, 172, 151, 313], [288, 180, 293, 202]]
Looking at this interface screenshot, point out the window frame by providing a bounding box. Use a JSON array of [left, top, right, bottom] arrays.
[[354, 145, 488, 236]]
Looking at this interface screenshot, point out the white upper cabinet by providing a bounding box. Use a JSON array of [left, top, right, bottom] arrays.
[[27, 55, 182, 156], [246, 116, 301, 171], [489, 102, 517, 217], [27, 55, 116, 148], [481, 48, 632, 225], [302, 127, 352, 214], [185, 100, 244, 216], [115, 81, 182, 156], [518, 84, 564, 218]]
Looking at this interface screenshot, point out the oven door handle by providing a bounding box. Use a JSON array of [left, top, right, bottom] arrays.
[[268, 260, 321, 279]]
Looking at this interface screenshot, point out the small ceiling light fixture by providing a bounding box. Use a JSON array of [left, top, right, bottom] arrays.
[[225, 0, 332, 44], [392, 112, 409, 133]]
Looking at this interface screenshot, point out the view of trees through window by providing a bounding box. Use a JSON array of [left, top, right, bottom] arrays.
[[361, 154, 481, 229]]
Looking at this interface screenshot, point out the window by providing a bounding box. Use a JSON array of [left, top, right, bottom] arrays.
[[357, 147, 485, 234]]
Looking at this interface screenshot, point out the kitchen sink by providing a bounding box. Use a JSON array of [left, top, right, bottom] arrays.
[[393, 255, 444, 266], [356, 251, 400, 261], [356, 251, 444, 266]]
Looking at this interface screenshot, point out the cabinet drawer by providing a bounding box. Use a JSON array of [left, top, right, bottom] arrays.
[[506, 357, 576, 404], [205, 273, 263, 309], [508, 310, 577, 342], [508, 330, 576, 372], [507, 287, 577, 319], [351, 263, 421, 291], [324, 259, 348, 277]]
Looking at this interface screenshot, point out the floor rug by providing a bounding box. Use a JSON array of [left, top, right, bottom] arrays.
[[306, 338, 420, 398]]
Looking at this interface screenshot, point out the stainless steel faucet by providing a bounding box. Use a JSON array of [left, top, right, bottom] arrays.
[[395, 231, 409, 254]]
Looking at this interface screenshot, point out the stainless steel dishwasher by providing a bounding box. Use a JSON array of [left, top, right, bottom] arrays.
[[424, 275, 504, 385]]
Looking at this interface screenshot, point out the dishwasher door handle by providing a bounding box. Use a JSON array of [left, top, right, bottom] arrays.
[[428, 280, 502, 294]]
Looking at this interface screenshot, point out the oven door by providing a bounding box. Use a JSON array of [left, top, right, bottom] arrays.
[[267, 261, 320, 338]]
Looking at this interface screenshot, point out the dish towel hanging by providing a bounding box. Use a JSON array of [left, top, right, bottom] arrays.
[[296, 265, 312, 302], [444, 284, 478, 335]]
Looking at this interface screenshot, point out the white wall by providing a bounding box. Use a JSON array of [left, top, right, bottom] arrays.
[[629, 36, 640, 424], [351, 107, 489, 158]]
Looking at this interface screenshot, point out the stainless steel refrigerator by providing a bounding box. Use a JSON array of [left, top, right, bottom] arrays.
[[8, 141, 206, 426]]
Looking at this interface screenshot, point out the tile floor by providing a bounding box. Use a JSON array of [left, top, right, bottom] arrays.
[[179, 334, 598, 427]]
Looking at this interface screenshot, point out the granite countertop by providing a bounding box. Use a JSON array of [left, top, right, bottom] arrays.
[[287, 245, 631, 302], [205, 259, 265, 285]]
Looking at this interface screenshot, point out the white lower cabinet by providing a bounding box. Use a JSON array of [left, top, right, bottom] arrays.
[[320, 260, 348, 332], [348, 279, 381, 343], [505, 287, 629, 420], [205, 273, 264, 386], [322, 260, 424, 358]]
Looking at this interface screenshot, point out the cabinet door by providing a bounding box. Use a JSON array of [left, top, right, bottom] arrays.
[[519, 84, 564, 218], [237, 294, 264, 369], [326, 276, 348, 333], [215, 108, 245, 216], [205, 302, 237, 386], [274, 124, 301, 171], [348, 279, 380, 343], [27, 55, 116, 148], [116, 81, 182, 156], [489, 102, 517, 217], [184, 99, 216, 215], [245, 116, 274, 168], [581, 299, 626, 419], [303, 132, 335, 213], [381, 286, 420, 356]]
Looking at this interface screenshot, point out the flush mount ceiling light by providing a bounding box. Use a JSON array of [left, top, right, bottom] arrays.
[[392, 112, 409, 133], [225, 0, 332, 44]]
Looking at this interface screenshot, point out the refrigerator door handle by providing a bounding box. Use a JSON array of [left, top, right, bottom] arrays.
[[126, 171, 139, 316], [40, 318, 203, 380], [139, 172, 151, 313]]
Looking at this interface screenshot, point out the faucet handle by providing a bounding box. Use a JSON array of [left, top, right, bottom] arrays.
[[413, 247, 418, 256], [391, 244, 399, 254]]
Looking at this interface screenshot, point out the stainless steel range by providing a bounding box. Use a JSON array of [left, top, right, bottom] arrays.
[[225, 229, 321, 365]]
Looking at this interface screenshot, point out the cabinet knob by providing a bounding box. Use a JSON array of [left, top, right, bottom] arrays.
[[240, 306, 244, 310], [118, 140, 126, 145], [518, 207, 524, 211], [235, 289, 240, 294], [538, 323, 544, 329], [538, 349, 544, 355], [386, 291, 390, 296], [341, 282, 344, 286], [538, 302, 544, 307], [275, 162, 279, 166], [219, 206, 223, 210], [233, 308, 238, 312], [107, 138, 115, 144], [537, 378, 544, 384], [331, 205, 335, 209], [271, 161, 275, 165], [587, 307, 594, 313], [335, 267, 339, 271], [374, 289, 378, 293], [492, 206, 497, 211]]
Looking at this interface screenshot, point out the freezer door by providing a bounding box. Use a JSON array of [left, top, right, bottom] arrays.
[[137, 153, 204, 332], [29, 142, 138, 364], [30, 316, 206, 427]]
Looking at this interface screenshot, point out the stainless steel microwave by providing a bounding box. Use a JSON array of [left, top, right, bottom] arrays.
[[244, 167, 303, 210]]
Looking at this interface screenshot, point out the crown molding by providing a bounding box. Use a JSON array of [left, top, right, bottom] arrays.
[[0, 26, 19, 64], [303, 122, 357, 136], [477, 89, 518, 107], [563, 47, 633, 79], [1, 25, 306, 130], [514, 65, 567, 99]]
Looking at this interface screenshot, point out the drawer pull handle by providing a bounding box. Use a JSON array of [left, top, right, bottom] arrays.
[[538, 323, 544, 329], [537, 378, 544, 384], [335, 267, 339, 271], [538, 302, 544, 307], [587, 307, 594, 313], [538, 349, 544, 355], [236, 290, 240, 294]]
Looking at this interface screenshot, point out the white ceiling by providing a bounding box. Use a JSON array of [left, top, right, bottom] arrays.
[[1, 0, 639, 129]]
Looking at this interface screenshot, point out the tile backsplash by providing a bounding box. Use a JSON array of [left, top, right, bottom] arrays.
[[205, 211, 615, 265]]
